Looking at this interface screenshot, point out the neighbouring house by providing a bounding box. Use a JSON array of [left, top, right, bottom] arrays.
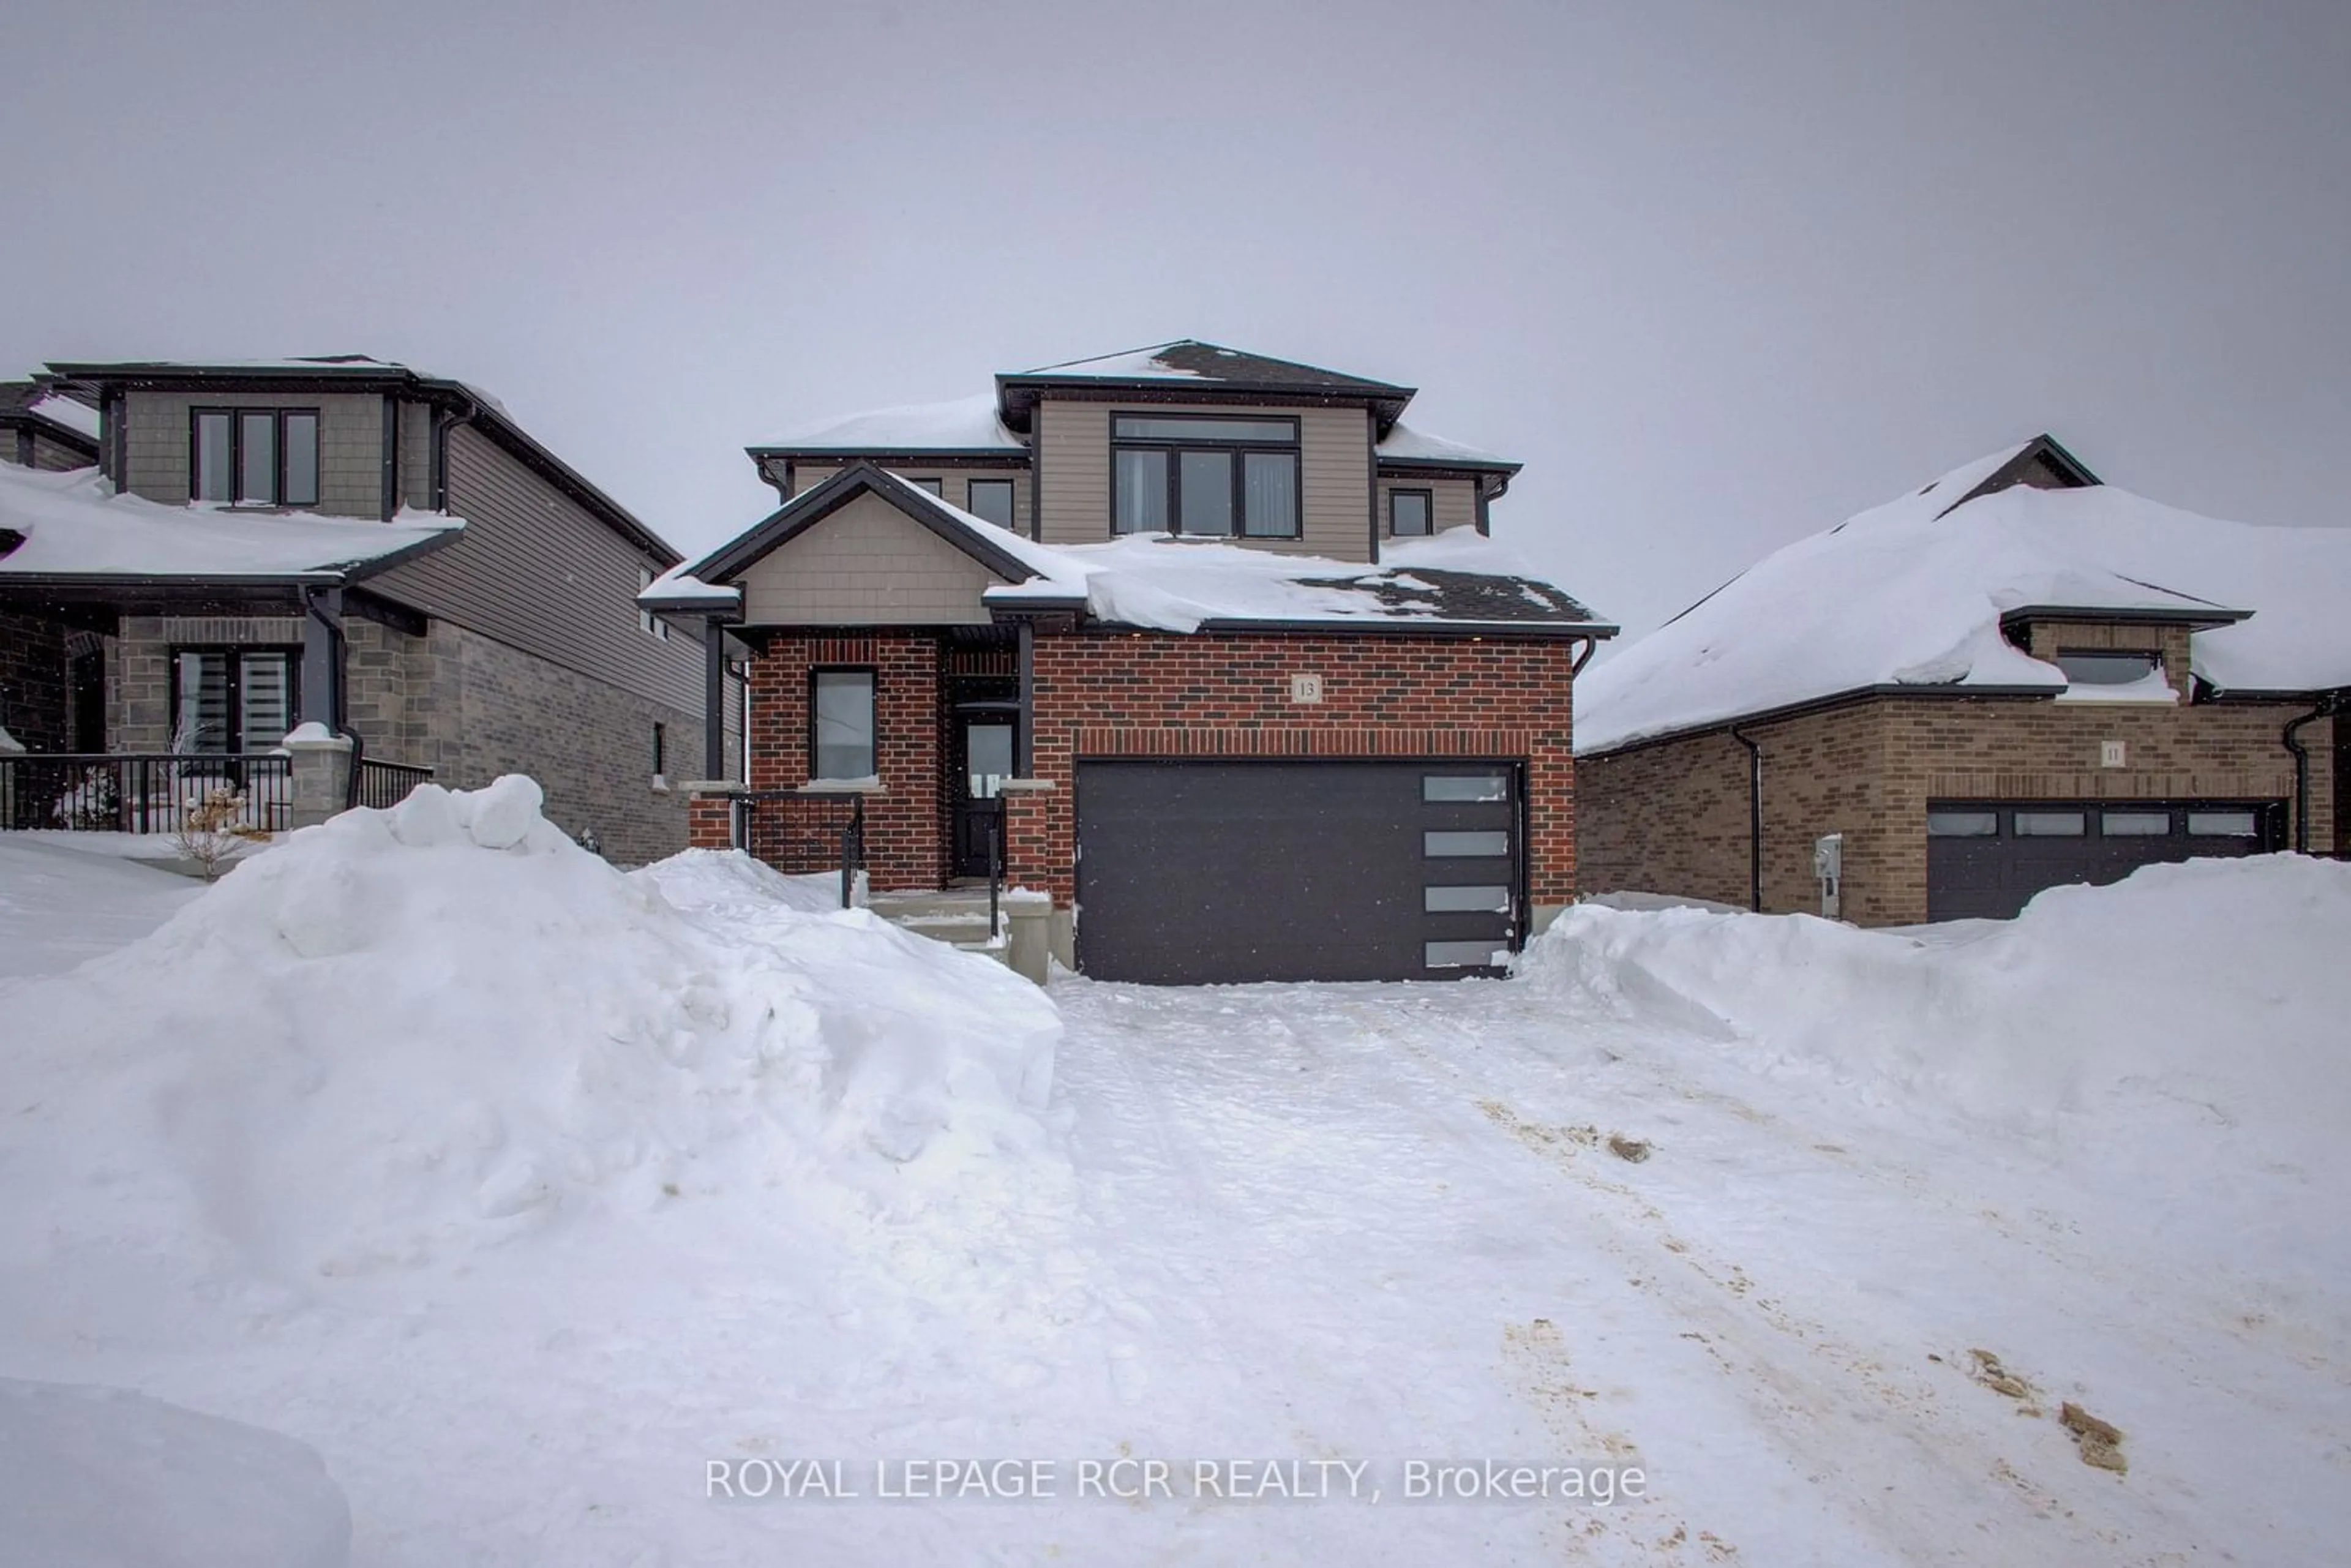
[[645, 340, 1615, 983], [1575, 435, 2349, 924], [0, 382, 102, 472], [0, 356, 734, 862]]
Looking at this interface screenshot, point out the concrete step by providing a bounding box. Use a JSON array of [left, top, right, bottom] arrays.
[[865, 888, 1008, 964]]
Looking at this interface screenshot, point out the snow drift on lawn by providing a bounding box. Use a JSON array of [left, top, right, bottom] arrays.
[[0, 1378, 351, 1568], [0, 776, 1060, 1289], [1520, 853, 2351, 1179]]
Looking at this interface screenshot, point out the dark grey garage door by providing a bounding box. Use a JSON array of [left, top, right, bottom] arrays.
[[1926, 800, 2282, 921], [1075, 760, 1524, 984]]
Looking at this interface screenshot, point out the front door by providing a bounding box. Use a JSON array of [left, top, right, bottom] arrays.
[[951, 715, 1015, 878]]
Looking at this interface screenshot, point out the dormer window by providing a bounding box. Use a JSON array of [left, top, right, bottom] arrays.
[[192, 408, 320, 507], [2055, 650, 2158, 685], [1111, 413, 1300, 539]]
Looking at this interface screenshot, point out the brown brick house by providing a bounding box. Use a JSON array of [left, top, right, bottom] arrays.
[[648, 342, 1614, 983], [1576, 437, 2347, 924]]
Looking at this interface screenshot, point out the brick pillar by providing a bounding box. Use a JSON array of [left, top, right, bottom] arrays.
[[684, 784, 742, 849], [999, 779, 1057, 891]]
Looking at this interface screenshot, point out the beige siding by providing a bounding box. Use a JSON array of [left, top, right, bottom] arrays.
[[787, 463, 1031, 532], [372, 422, 702, 711], [120, 389, 385, 517], [737, 491, 1002, 626], [1035, 399, 1373, 560], [28, 430, 94, 471], [1377, 475, 1480, 537]]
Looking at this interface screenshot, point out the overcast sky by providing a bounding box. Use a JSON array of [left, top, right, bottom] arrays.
[[6, 0, 2345, 642]]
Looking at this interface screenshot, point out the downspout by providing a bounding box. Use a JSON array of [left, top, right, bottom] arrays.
[[1570, 636, 1598, 677], [2283, 695, 2338, 854], [1730, 724, 1762, 912]]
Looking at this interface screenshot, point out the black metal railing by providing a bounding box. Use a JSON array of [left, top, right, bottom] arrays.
[[740, 791, 866, 909], [987, 803, 1003, 939], [0, 753, 293, 835], [354, 759, 435, 810]]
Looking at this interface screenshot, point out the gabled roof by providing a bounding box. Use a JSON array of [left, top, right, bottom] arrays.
[[44, 356, 681, 566], [1933, 432, 2099, 517], [651, 465, 1614, 640], [673, 463, 1060, 602], [996, 340, 1416, 433], [1576, 438, 2349, 756], [0, 382, 102, 452]]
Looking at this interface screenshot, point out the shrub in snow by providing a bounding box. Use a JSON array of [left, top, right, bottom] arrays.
[[0, 775, 1062, 1287], [171, 784, 271, 881], [0, 1378, 351, 1568]]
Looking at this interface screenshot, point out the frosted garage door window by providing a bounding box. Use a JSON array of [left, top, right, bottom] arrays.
[[2188, 810, 2259, 838], [1926, 811, 1998, 836], [1425, 884, 1510, 913], [2101, 811, 2172, 836], [2014, 811, 2086, 837], [1423, 773, 1509, 802], [1425, 830, 1509, 857], [1425, 940, 1504, 968]]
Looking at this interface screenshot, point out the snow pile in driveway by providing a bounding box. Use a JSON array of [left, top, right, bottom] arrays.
[[0, 776, 1060, 1288], [0, 1378, 351, 1568], [1520, 855, 2351, 1167]]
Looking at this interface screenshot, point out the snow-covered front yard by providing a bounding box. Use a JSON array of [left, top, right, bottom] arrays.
[[2, 784, 2345, 1565]]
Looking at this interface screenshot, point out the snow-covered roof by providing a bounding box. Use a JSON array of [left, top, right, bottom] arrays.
[[1016, 343, 1213, 380], [752, 393, 1026, 454], [1375, 419, 1517, 470], [0, 462, 461, 583], [27, 394, 101, 443], [657, 463, 1608, 637], [1576, 445, 2351, 754]]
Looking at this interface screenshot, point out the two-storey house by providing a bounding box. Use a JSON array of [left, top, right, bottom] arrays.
[[647, 341, 1614, 984], [0, 356, 732, 862]]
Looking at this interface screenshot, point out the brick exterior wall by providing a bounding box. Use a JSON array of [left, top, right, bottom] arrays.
[[744, 634, 945, 887], [737, 628, 1582, 908], [1580, 687, 2338, 926], [100, 611, 702, 864], [0, 610, 69, 751]]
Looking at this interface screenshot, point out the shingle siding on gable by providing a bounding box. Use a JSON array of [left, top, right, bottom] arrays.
[[372, 422, 701, 712], [118, 389, 384, 517], [1034, 399, 1374, 561], [737, 491, 1000, 626], [26, 430, 93, 471]]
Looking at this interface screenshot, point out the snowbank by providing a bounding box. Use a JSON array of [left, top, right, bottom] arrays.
[[1520, 855, 2351, 1166], [0, 1379, 350, 1568], [0, 776, 1060, 1288]]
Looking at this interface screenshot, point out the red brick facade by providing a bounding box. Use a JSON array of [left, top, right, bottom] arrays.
[[708, 628, 1583, 907]]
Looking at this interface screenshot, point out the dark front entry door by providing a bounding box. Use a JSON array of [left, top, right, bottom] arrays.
[[1074, 759, 1524, 984], [951, 716, 1015, 878]]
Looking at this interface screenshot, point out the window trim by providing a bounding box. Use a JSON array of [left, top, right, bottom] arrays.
[[189, 406, 323, 508], [806, 665, 879, 783], [966, 477, 1018, 529], [1109, 410, 1303, 539], [167, 644, 302, 754], [1389, 487, 1434, 538]]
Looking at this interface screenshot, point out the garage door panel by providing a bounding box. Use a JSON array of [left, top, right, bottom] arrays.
[[1926, 800, 2281, 921], [1076, 760, 1521, 984]]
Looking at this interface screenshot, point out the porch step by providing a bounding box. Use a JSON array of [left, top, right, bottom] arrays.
[[865, 888, 1007, 963]]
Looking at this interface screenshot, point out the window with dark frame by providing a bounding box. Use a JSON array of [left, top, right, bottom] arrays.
[[636, 566, 670, 640], [2055, 650, 2159, 685], [1390, 489, 1433, 537], [191, 408, 321, 507], [907, 476, 944, 497], [967, 478, 1017, 529], [810, 669, 877, 782], [1111, 413, 1300, 539], [170, 647, 299, 754], [652, 721, 667, 778]]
